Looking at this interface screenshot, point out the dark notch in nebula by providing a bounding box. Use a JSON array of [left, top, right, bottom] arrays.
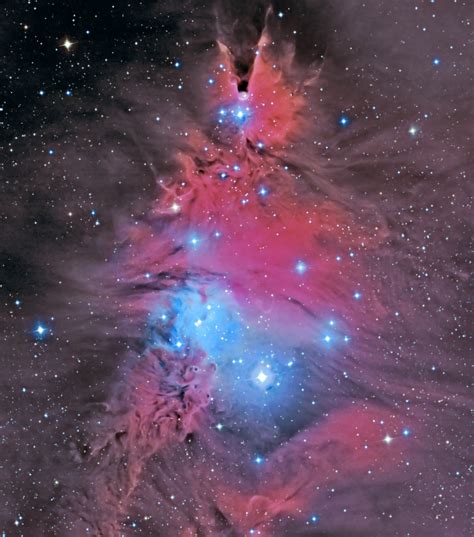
[[0, 1, 471, 536]]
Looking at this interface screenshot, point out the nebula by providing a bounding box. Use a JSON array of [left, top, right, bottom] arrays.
[[0, 1, 471, 536]]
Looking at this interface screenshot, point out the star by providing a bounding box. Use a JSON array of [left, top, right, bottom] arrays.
[[170, 202, 181, 213], [295, 260, 308, 274], [256, 371, 268, 383], [60, 37, 75, 51], [338, 114, 350, 127], [33, 323, 49, 340], [189, 235, 201, 249], [383, 434, 393, 444]]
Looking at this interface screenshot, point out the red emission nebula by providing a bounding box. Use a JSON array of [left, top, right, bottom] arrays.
[[1, 2, 471, 537], [102, 31, 408, 537]]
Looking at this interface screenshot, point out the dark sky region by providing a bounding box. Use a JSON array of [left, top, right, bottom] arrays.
[[0, 1, 472, 536]]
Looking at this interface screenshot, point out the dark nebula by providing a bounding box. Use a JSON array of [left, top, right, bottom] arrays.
[[0, 1, 472, 536]]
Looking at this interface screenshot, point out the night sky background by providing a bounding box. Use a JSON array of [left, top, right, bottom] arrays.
[[0, 1, 472, 536]]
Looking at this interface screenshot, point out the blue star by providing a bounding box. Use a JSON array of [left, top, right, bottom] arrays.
[[353, 291, 362, 300], [189, 236, 200, 249], [295, 260, 308, 275], [33, 323, 49, 340], [232, 106, 250, 125], [432, 57, 441, 66], [338, 114, 350, 127]]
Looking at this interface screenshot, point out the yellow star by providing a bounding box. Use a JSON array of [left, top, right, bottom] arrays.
[[61, 37, 75, 51]]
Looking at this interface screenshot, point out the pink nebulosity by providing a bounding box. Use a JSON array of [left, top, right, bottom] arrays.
[[77, 29, 402, 537]]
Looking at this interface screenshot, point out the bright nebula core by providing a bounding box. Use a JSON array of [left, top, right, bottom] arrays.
[[0, 1, 471, 536]]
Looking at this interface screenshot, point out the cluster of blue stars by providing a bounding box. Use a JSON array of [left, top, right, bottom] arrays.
[[321, 320, 350, 347], [218, 105, 251, 126]]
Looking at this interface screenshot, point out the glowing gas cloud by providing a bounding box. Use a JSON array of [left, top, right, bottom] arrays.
[[5, 2, 470, 537], [56, 16, 410, 536]]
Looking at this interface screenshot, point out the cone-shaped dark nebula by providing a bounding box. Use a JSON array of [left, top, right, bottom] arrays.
[[0, 1, 471, 536]]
